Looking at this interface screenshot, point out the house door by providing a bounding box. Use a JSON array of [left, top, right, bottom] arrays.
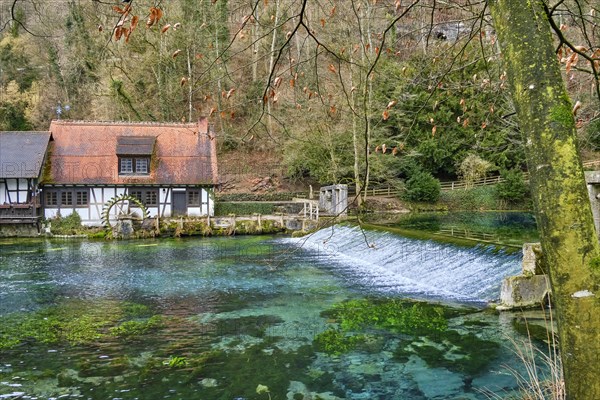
[[172, 191, 187, 216]]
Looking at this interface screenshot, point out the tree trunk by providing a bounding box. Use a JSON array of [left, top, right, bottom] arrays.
[[489, 1, 600, 398], [266, 0, 281, 135]]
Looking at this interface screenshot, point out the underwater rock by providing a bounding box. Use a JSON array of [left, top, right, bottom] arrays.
[[287, 381, 311, 400], [407, 356, 464, 399], [286, 381, 344, 400], [200, 378, 218, 388]]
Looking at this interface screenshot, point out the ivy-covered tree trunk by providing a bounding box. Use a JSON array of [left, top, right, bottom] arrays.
[[489, 1, 600, 398]]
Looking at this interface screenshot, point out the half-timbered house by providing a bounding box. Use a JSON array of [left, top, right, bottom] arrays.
[[0, 131, 51, 233], [41, 119, 218, 226]]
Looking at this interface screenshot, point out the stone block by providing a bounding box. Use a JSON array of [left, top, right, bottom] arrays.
[[498, 274, 550, 310], [522, 243, 544, 275]]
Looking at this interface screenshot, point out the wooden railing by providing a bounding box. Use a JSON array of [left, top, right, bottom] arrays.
[[345, 159, 600, 197], [0, 203, 40, 224], [436, 227, 499, 242]]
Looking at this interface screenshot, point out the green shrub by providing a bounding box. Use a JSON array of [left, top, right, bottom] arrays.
[[496, 169, 529, 203], [215, 202, 275, 216], [48, 211, 83, 235], [439, 186, 497, 210], [403, 171, 441, 203]]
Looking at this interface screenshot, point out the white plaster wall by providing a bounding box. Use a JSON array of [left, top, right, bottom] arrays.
[[161, 188, 173, 217], [44, 208, 60, 219], [1, 179, 30, 204], [0, 182, 6, 204], [187, 207, 202, 216]]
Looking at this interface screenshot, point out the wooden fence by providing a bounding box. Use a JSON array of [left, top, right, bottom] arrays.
[[346, 159, 600, 197], [435, 227, 499, 242]]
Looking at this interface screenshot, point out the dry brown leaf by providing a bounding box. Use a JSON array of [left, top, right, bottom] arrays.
[[124, 27, 132, 43], [180, 77, 188, 86], [172, 49, 182, 58], [330, 6, 336, 17], [226, 88, 236, 99], [98, 25, 103, 32], [289, 78, 295, 88], [147, 7, 163, 28], [386, 100, 397, 109], [462, 118, 470, 128], [115, 26, 124, 41], [432, 126, 437, 136], [161, 24, 171, 34], [155, 7, 163, 22], [273, 76, 282, 88], [382, 110, 389, 120], [328, 64, 336, 74], [566, 53, 578, 73], [131, 15, 139, 30], [320, 18, 326, 27]]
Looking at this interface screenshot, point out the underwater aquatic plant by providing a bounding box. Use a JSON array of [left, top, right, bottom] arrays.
[[164, 356, 188, 368], [256, 384, 272, 400]]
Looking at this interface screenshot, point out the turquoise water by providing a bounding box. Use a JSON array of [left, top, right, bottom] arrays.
[[0, 228, 551, 399], [380, 211, 539, 246]]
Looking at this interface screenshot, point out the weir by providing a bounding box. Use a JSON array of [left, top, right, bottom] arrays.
[[292, 225, 522, 303]]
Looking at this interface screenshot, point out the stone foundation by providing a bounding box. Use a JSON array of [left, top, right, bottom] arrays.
[[0, 223, 39, 237]]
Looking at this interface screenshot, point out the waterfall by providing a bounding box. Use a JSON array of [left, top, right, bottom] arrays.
[[288, 225, 522, 303]]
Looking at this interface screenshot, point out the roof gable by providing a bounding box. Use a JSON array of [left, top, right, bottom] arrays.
[[44, 120, 217, 185], [0, 131, 51, 178]]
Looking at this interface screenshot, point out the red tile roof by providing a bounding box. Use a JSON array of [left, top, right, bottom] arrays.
[[44, 120, 217, 186]]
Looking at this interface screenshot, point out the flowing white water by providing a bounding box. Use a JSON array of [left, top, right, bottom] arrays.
[[288, 225, 522, 303]]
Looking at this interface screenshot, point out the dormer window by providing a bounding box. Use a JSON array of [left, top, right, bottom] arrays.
[[120, 158, 133, 174], [119, 157, 150, 175], [116, 135, 155, 176]]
